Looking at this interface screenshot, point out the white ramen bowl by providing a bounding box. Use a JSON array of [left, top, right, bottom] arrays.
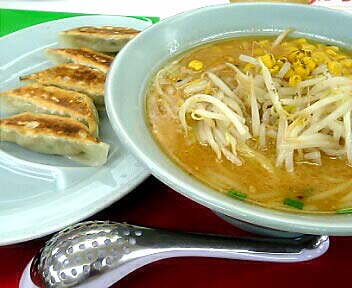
[[106, 3, 352, 235]]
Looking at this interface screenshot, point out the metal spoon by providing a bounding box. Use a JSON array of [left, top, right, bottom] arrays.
[[19, 221, 329, 288]]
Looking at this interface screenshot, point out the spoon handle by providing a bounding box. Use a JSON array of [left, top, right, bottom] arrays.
[[137, 226, 329, 262], [25, 221, 329, 288]]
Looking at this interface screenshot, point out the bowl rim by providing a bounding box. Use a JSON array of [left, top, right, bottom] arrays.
[[106, 2, 352, 236]]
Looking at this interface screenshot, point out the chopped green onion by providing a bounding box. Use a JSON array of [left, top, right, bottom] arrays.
[[336, 208, 352, 215], [284, 198, 304, 210], [228, 190, 247, 200]]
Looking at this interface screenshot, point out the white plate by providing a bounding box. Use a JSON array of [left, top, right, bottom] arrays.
[[0, 15, 151, 245]]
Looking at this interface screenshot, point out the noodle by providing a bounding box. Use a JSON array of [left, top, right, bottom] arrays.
[[147, 34, 352, 213]]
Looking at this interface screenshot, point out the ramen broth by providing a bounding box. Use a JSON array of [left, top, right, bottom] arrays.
[[146, 34, 352, 213]]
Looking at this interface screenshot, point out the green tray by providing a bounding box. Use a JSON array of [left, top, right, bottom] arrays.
[[0, 9, 159, 37]]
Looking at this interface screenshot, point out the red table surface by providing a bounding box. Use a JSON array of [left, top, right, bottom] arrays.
[[1, 176, 350, 287]]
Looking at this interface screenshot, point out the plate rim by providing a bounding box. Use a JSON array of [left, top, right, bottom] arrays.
[[0, 14, 151, 245], [0, 14, 153, 40]]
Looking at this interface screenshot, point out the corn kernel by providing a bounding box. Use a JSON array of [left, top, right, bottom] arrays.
[[327, 46, 339, 52], [269, 64, 280, 75], [303, 49, 313, 57], [284, 68, 295, 80], [224, 55, 235, 63], [325, 49, 337, 57], [276, 61, 284, 68], [336, 55, 347, 61], [253, 47, 264, 56], [341, 59, 352, 68], [302, 56, 317, 71], [312, 51, 328, 64], [301, 44, 316, 52], [294, 38, 307, 45], [288, 75, 302, 86], [258, 54, 276, 69], [285, 45, 299, 54], [243, 63, 255, 73], [295, 66, 310, 78], [327, 61, 342, 76], [292, 61, 310, 78], [187, 60, 204, 71], [296, 51, 306, 61], [287, 50, 300, 63], [277, 57, 288, 67]]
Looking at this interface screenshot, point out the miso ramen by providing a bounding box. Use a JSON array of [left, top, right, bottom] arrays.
[[146, 29, 352, 214]]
